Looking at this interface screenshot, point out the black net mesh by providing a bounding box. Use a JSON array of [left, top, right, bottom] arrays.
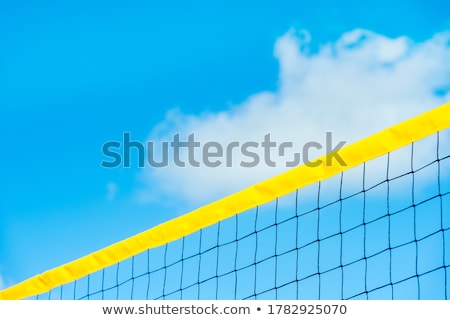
[[35, 130, 450, 300]]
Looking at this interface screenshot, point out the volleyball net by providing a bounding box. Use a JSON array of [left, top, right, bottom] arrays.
[[1, 103, 449, 300]]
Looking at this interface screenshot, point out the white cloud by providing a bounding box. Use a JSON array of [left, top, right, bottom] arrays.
[[137, 28, 450, 207], [106, 182, 118, 201], [0, 273, 5, 290]]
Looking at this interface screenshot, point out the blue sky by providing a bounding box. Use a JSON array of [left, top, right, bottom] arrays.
[[1, 0, 450, 289]]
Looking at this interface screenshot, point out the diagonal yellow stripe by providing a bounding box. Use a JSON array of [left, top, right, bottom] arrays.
[[1, 102, 449, 300]]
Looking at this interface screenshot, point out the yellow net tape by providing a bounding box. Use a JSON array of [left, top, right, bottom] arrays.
[[1, 102, 449, 300]]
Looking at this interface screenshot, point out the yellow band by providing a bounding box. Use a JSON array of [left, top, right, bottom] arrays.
[[1, 102, 449, 300]]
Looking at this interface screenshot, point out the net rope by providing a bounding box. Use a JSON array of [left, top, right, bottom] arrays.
[[1, 103, 449, 300], [33, 129, 450, 300]]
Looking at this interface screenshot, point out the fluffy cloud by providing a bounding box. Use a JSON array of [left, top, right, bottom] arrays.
[[106, 182, 118, 201], [137, 29, 450, 207], [0, 273, 5, 290]]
